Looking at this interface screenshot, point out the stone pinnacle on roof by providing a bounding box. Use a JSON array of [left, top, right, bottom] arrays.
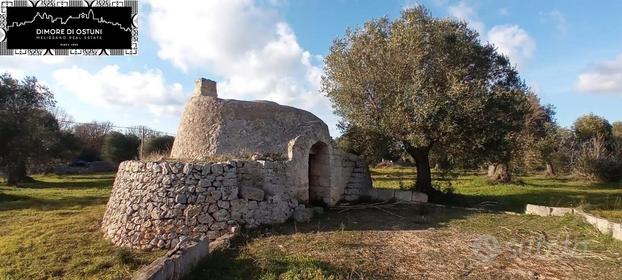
[[194, 78, 218, 97]]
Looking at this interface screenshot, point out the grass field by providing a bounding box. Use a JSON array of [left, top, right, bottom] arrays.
[[0, 174, 164, 280], [372, 166, 622, 221], [189, 205, 622, 279], [1, 169, 622, 279]]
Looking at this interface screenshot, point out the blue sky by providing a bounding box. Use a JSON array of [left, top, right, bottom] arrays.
[[3, 0, 622, 136]]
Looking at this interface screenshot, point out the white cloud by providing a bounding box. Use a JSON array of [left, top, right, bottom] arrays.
[[0, 55, 68, 79], [145, 0, 336, 133], [547, 10, 568, 35], [577, 53, 622, 94], [52, 65, 187, 115], [448, 1, 485, 35], [499, 8, 509, 16], [487, 25, 536, 69], [445, 2, 536, 69]]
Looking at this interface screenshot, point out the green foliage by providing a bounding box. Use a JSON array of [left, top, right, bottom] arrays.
[[143, 135, 175, 157], [371, 166, 622, 219], [73, 121, 114, 162], [573, 113, 613, 143], [513, 93, 556, 172], [0, 73, 65, 184], [322, 7, 530, 192], [335, 122, 400, 164], [613, 121, 622, 156], [574, 137, 622, 182], [101, 132, 140, 165], [570, 114, 621, 182]]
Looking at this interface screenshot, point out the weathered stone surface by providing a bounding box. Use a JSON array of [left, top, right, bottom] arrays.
[[134, 237, 210, 280], [312, 206, 324, 215], [550, 207, 574, 216], [525, 204, 551, 216], [394, 190, 412, 202], [240, 186, 264, 201], [170, 80, 330, 161], [412, 192, 428, 203], [293, 206, 313, 223], [580, 212, 612, 234], [612, 223, 622, 241], [375, 189, 395, 201], [101, 160, 306, 250], [102, 80, 377, 250]]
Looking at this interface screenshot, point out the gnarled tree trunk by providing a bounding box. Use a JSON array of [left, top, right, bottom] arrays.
[[6, 161, 31, 185], [544, 162, 556, 177], [403, 142, 432, 194], [487, 163, 511, 183]]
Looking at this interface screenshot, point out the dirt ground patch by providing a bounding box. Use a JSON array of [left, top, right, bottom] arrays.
[[189, 204, 622, 279]]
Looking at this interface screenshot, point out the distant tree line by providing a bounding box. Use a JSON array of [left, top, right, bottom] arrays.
[[0, 73, 175, 185]]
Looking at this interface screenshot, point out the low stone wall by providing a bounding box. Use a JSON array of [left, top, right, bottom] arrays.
[[133, 238, 210, 280], [102, 160, 299, 250], [342, 160, 428, 203], [525, 204, 622, 242], [343, 159, 372, 201]]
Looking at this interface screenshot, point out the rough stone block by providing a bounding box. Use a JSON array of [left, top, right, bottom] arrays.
[[374, 189, 395, 201], [240, 186, 265, 201], [293, 206, 313, 223], [525, 204, 551, 216], [579, 212, 613, 234], [412, 192, 428, 203], [133, 238, 210, 280], [612, 223, 622, 241], [394, 190, 412, 202], [550, 207, 574, 216], [312, 206, 324, 215]]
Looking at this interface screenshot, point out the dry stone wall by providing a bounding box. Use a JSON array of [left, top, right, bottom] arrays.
[[343, 159, 373, 201], [102, 160, 299, 250]]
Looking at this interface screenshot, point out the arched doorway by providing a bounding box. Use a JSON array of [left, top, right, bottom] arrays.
[[308, 141, 330, 205]]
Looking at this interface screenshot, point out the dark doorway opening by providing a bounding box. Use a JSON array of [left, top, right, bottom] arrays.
[[308, 141, 329, 206]]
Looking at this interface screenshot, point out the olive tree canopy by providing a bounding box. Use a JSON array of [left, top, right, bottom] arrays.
[[322, 7, 530, 194]]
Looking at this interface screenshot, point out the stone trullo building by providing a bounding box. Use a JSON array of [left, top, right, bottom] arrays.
[[101, 78, 425, 250]]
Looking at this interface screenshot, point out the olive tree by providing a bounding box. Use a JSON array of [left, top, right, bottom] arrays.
[[322, 7, 529, 194], [497, 93, 555, 178], [613, 121, 622, 157], [573, 114, 613, 144], [0, 73, 60, 184]]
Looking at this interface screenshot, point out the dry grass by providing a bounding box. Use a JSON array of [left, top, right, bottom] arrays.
[[188, 205, 622, 279], [0, 173, 165, 280]]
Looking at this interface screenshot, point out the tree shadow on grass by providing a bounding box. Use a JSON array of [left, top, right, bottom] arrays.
[[0, 193, 109, 211], [449, 190, 622, 213], [17, 179, 114, 190], [186, 205, 483, 280]]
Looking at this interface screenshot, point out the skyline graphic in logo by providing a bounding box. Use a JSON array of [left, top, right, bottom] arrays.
[[6, 7, 131, 49]]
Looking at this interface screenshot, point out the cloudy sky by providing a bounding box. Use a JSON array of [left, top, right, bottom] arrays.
[[3, 0, 622, 136]]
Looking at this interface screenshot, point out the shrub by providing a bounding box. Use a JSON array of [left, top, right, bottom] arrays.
[[101, 132, 140, 165], [574, 137, 622, 182], [143, 135, 175, 157], [590, 158, 622, 182]]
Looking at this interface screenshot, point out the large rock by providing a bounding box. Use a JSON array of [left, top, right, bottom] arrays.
[[240, 186, 265, 201]]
